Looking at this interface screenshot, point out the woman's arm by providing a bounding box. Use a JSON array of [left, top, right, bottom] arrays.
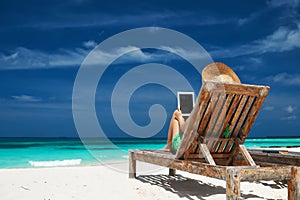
[[174, 109, 186, 132]]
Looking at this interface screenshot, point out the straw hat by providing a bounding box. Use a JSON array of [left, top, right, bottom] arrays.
[[202, 62, 241, 84]]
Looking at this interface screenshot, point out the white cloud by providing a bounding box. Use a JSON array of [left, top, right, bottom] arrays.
[[263, 106, 275, 111], [20, 11, 234, 31], [83, 40, 98, 49], [285, 105, 297, 113], [19, 12, 177, 30], [211, 24, 300, 58], [0, 47, 87, 69], [238, 0, 299, 27], [81, 46, 162, 66], [12, 95, 41, 102], [0, 45, 196, 70], [238, 10, 264, 26], [267, 0, 300, 8], [266, 72, 300, 86], [281, 115, 297, 120], [0, 46, 145, 70], [160, 46, 209, 61], [257, 24, 300, 53]]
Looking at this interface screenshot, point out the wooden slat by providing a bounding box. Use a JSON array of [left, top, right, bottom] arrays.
[[216, 94, 242, 153], [211, 94, 234, 152], [182, 90, 215, 159], [231, 96, 255, 139], [239, 166, 292, 181], [249, 149, 300, 166], [204, 80, 270, 97], [238, 87, 269, 143], [199, 143, 216, 165], [132, 150, 293, 181], [223, 95, 248, 153], [175, 90, 205, 159], [228, 95, 248, 137], [200, 92, 219, 139], [187, 153, 232, 159], [182, 91, 211, 159], [133, 150, 227, 180], [205, 93, 227, 150], [200, 137, 235, 143], [211, 94, 230, 135], [238, 145, 256, 166], [195, 92, 219, 157], [225, 96, 254, 164], [184, 140, 198, 159]]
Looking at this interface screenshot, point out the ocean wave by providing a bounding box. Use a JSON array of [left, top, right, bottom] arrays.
[[29, 159, 81, 167]]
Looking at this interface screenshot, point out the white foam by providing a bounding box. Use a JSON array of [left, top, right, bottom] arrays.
[[29, 159, 81, 167]]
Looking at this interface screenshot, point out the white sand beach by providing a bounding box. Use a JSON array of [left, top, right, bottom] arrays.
[[0, 156, 295, 200]]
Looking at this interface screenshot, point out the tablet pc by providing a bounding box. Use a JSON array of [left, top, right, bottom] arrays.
[[177, 92, 195, 119]]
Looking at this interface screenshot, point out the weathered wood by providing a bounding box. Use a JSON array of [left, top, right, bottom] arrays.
[[201, 92, 220, 140], [238, 145, 256, 166], [239, 87, 270, 144], [129, 151, 136, 178], [199, 143, 216, 165], [226, 87, 268, 165], [216, 94, 242, 153], [128, 81, 283, 198], [249, 149, 300, 166], [169, 168, 176, 176], [187, 152, 232, 159], [211, 93, 229, 137], [231, 96, 255, 139], [205, 93, 226, 150], [133, 150, 227, 180], [212, 94, 234, 152], [177, 82, 269, 165], [130, 149, 298, 199], [183, 91, 211, 158], [288, 167, 300, 200], [239, 166, 292, 181], [176, 90, 210, 159], [224, 95, 248, 153], [204, 80, 270, 97], [226, 168, 241, 200]]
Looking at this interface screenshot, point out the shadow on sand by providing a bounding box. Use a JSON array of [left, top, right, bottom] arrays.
[[137, 174, 281, 199]]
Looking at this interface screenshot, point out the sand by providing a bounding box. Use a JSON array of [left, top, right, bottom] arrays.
[[0, 158, 293, 200]]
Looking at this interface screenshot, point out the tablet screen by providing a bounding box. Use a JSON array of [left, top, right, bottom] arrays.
[[177, 92, 195, 118]]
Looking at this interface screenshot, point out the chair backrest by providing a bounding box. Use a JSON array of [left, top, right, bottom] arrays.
[[175, 81, 270, 161]]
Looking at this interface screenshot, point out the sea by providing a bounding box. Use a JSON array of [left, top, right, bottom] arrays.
[[0, 137, 299, 169]]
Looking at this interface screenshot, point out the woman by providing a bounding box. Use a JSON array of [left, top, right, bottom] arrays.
[[163, 108, 187, 153], [163, 62, 241, 153]]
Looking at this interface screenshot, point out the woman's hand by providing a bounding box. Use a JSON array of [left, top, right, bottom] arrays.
[[173, 108, 182, 121]]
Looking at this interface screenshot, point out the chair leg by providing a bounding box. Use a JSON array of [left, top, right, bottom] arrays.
[[129, 151, 136, 178], [226, 168, 241, 200], [199, 143, 216, 165], [288, 167, 300, 200], [169, 168, 176, 176], [239, 144, 256, 166]]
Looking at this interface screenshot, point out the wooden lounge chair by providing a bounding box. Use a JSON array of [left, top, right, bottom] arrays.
[[129, 80, 300, 199]]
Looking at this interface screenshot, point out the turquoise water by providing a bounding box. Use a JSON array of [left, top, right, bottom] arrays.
[[0, 137, 299, 169]]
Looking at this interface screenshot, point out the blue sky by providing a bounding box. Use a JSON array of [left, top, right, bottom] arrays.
[[0, 0, 300, 138]]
